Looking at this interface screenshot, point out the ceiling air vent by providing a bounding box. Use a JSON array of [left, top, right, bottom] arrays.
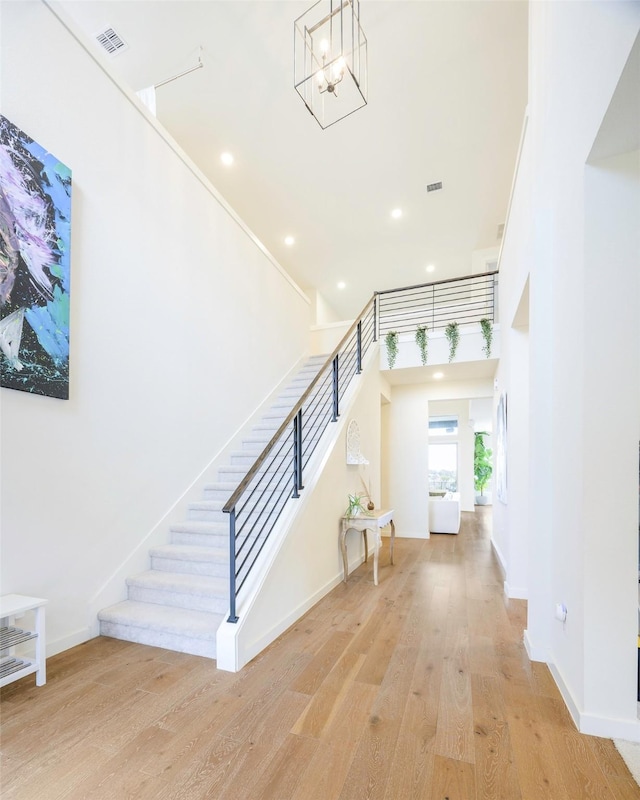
[[95, 27, 128, 56], [426, 181, 443, 193], [497, 222, 505, 240]]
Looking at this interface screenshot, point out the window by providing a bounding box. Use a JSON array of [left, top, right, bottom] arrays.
[[429, 442, 458, 492], [429, 415, 458, 437]]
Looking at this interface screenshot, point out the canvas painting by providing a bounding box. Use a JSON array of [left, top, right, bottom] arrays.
[[0, 115, 72, 399]]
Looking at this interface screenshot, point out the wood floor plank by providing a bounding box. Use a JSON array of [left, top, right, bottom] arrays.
[[428, 753, 477, 800], [290, 630, 355, 695], [472, 674, 522, 800], [2, 508, 638, 800]]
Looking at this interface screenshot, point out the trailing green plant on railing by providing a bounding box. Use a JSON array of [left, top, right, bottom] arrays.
[[445, 322, 460, 363], [385, 331, 399, 369], [415, 325, 428, 366], [480, 318, 493, 358]]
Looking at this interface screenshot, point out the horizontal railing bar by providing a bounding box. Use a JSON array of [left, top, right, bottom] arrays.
[[376, 270, 498, 297], [378, 280, 494, 301], [222, 296, 375, 513]]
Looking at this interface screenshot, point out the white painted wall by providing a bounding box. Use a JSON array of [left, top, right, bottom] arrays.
[[385, 384, 430, 538], [500, 1, 640, 739], [582, 148, 640, 727], [0, 2, 311, 654]]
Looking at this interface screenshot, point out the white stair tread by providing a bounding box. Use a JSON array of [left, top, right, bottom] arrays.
[[150, 544, 228, 562], [99, 601, 224, 638], [127, 570, 227, 595]]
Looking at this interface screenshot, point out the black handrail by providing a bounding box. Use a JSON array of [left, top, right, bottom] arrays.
[[375, 270, 498, 295], [223, 296, 376, 622]]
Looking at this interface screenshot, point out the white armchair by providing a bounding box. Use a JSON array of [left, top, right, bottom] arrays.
[[429, 492, 461, 534]]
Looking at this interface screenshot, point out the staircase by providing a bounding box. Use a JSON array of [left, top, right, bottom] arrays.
[[98, 355, 327, 659]]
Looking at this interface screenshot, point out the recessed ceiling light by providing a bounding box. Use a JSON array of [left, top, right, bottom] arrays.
[[284, 235, 295, 246], [391, 208, 402, 219], [433, 372, 444, 379], [426, 264, 435, 273], [337, 281, 346, 289], [220, 152, 234, 166]]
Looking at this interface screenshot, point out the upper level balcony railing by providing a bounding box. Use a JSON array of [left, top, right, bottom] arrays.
[[376, 271, 498, 336]]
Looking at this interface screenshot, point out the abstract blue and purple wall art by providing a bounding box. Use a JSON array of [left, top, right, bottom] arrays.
[[0, 115, 72, 399]]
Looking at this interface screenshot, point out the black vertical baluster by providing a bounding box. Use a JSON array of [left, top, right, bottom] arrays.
[[432, 284, 435, 330], [332, 355, 339, 421], [373, 296, 378, 342], [356, 320, 362, 374], [296, 408, 303, 490], [293, 415, 300, 498], [228, 508, 238, 623]]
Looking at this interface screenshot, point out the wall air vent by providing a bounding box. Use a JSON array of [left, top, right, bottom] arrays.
[[95, 27, 128, 56], [426, 181, 443, 193], [497, 222, 505, 240]]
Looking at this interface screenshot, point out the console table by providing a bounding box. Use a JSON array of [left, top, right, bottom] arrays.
[[340, 509, 395, 586], [0, 594, 48, 688]]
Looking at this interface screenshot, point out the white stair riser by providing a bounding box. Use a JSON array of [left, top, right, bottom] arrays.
[[203, 487, 237, 501], [150, 555, 228, 577], [100, 621, 216, 659], [171, 531, 228, 547], [127, 584, 228, 614]]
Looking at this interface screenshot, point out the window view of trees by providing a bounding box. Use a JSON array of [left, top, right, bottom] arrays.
[[428, 442, 457, 492]]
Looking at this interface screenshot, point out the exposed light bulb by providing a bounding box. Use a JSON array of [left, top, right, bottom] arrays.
[[284, 236, 295, 246], [391, 208, 402, 219], [220, 152, 234, 166], [337, 281, 346, 290], [320, 38, 329, 54], [316, 70, 325, 87], [426, 264, 435, 273], [333, 57, 346, 79]]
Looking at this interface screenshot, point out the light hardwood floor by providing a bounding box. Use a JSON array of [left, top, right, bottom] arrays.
[[2, 509, 639, 799]]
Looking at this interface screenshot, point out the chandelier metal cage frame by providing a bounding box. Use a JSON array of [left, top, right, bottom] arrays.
[[294, 0, 368, 129]]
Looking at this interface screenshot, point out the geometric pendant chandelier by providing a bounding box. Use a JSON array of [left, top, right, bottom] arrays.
[[294, 0, 368, 129]]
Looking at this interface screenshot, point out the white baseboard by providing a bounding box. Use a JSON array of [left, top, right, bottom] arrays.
[[47, 627, 95, 658], [581, 713, 640, 741], [504, 581, 528, 600], [523, 629, 550, 662], [491, 538, 507, 577], [526, 643, 640, 741]]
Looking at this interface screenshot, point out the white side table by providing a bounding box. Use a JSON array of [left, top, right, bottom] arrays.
[[340, 509, 395, 586], [0, 594, 48, 687]]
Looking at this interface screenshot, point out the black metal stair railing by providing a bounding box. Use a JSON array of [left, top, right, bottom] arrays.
[[222, 297, 377, 623], [376, 271, 498, 336]]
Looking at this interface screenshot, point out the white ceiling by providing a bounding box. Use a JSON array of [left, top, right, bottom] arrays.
[[59, 0, 528, 320]]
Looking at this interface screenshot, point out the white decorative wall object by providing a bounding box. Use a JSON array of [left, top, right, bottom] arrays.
[[346, 419, 369, 464]]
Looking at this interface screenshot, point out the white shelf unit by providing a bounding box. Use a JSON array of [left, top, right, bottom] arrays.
[[0, 594, 48, 688]]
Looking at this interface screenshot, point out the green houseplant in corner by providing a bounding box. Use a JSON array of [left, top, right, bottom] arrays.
[[480, 318, 493, 358], [444, 322, 460, 363], [385, 331, 399, 369], [474, 431, 493, 505], [415, 325, 428, 366]]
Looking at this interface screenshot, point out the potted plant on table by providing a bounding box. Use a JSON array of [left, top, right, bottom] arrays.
[[345, 493, 368, 518], [474, 431, 493, 505]]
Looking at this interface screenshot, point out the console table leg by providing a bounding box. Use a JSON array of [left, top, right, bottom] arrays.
[[340, 532, 349, 583]]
